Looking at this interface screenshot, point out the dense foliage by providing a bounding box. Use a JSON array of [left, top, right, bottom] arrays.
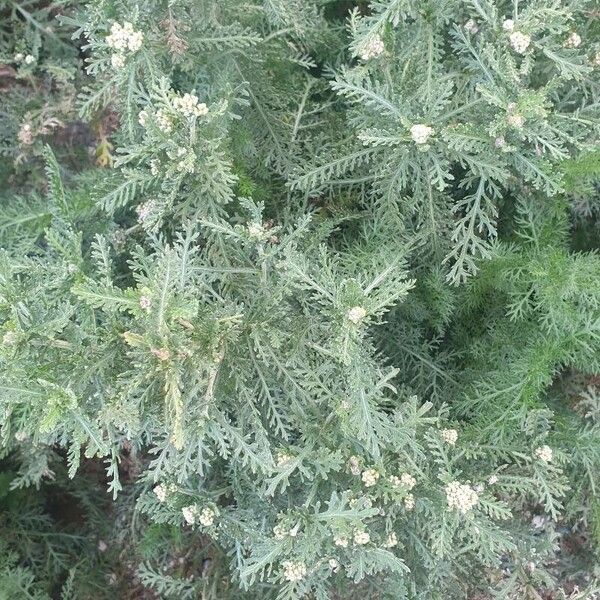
[[0, 1, 599, 598]]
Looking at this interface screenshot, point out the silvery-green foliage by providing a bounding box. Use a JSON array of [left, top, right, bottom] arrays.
[[0, 1, 599, 599]]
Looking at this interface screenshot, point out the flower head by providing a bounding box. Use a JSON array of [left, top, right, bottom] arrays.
[[360, 35, 384, 60], [127, 30, 143, 52], [441, 428, 458, 446], [106, 22, 129, 51], [464, 19, 479, 35], [139, 296, 152, 311], [400, 473, 416, 490], [383, 532, 398, 548], [247, 222, 266, 240], [507, 113, 525, 128], [138, 110, 149, 127], [564, 32, 581, 49], [534, 445, 553, 463], [111, 53, 125, 69], [334, 535, 349, 548], [347, 306, 367, 324], [273, 524, 287, 540], [361, 468, 380, 488], [199, 507, 216, 527], [502, 19, 514, 32], [282, 560, 306, 582], [156, 109, 173, 133], [510, 31, 531, 54], [410, 124, 434, 145], [173, 93, 209, 118], [136, 200, 155, 224], [276, 451, 292, 466], [445, 481, 479, 514], [153, 484, 167, 502], [150, 159, 161, 175], [182, 504, 199, 525], [106, 22, 143, 54], [353, 530, 370, 545]]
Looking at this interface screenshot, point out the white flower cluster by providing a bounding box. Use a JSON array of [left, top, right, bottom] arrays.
[[3, 331, 18, 346], [360, 35, 384, 60], [282, 560, 307, 582], [273, 524, 287, 540], [564, 32, 581, 49], [594, 52, 600, 67], [106, 22, 143, 69], [347, 306, 367, 324], [383, 532, 398, 548], [182, 504, 198, 525], [276, 451, 292, 466], [441, 428, 458, 445], [153, 484, 167, 502], [170, 147, 196, 173], [502, 19, 515, 32], [400, 473, 416, 489], [14, 430, 28, 442], [139, 296, 152, 311], [361, 468, 380, 488], [14, 53, 35, 65], [389, 472, 416, 490], [172, 93, 209, 118], [149, 158, 161, 176], [464, 19, 479, 35], [509, 31, 531, 54], [247, 222, 267, 240], [328, 558, 340, 572], [334, 534, 349, 547], [136, 200, 155, 224], [410, 124, 434, 145], [182, 504, 216, 526], [273, 523, 299, 539], [139, 92, 208, 134], [404, 493, 415, 510], [534, 445, 553, 463], [506, 102, 525, 129], [488, 474, 498, 485], [507, 113, 525, 128], [353, 530, 370, 545], [198, 506, 216, 527], [446, 481, 479, 514], [106, 22, 143, 52], [155, 109, 173, 133], [502, 15, 532, 56]]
